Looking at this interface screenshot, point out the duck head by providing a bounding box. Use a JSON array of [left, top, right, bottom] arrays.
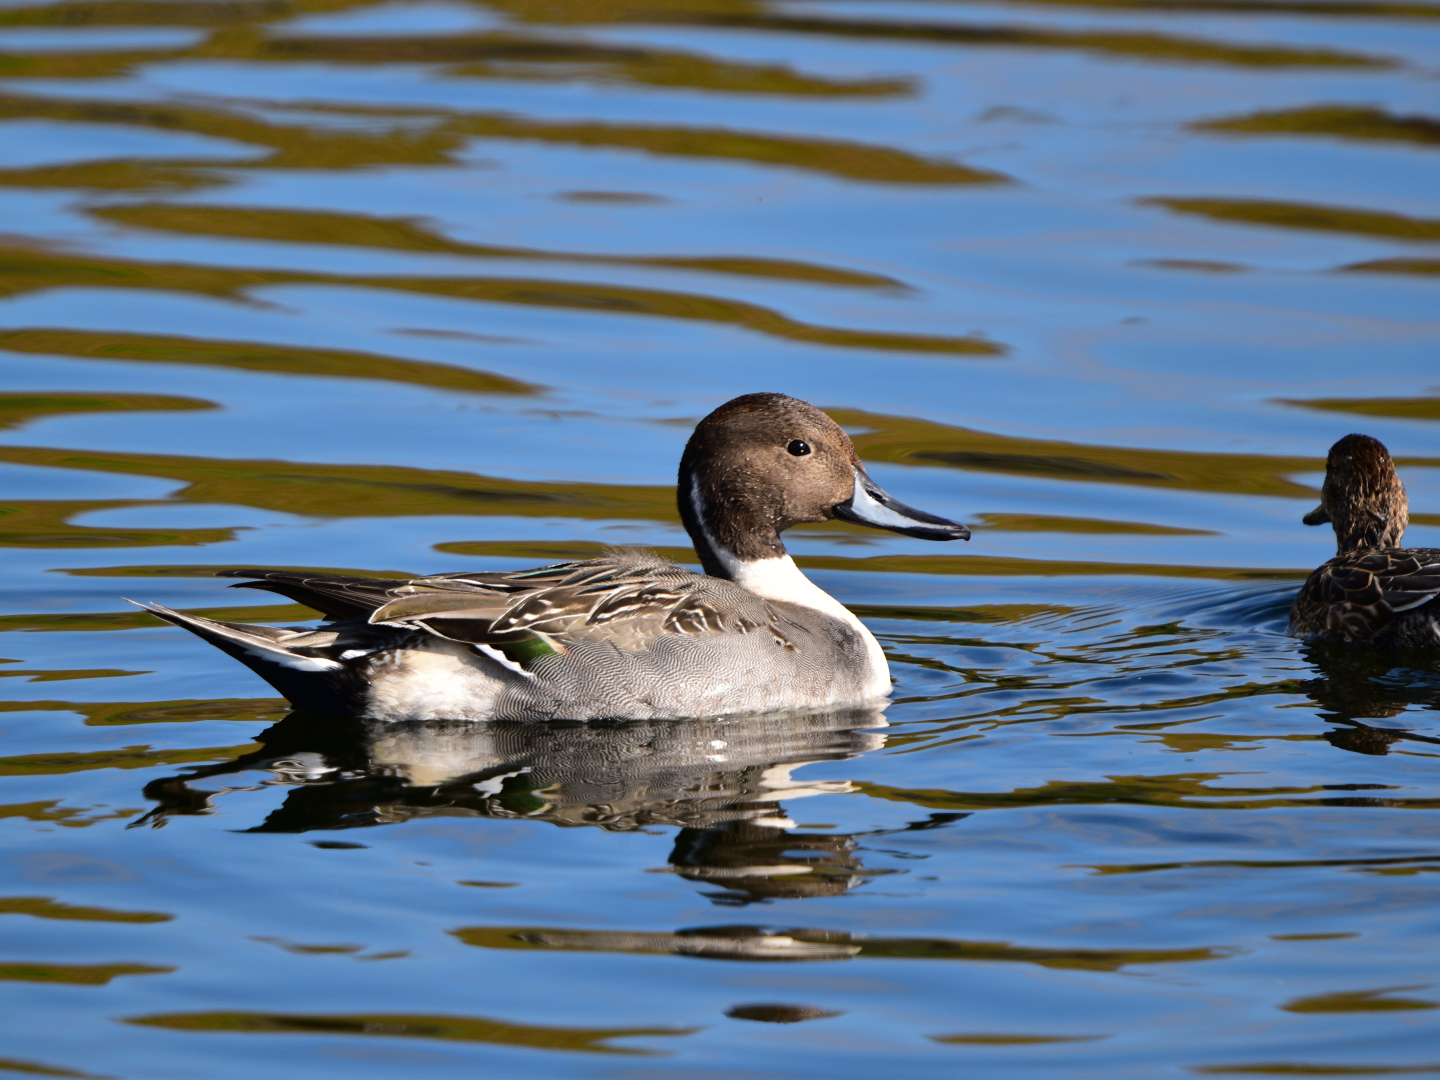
[[678, 393, 969, 578], [1304, 433, 1408, 555]]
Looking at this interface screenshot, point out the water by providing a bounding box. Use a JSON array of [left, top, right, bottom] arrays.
[[0, 0, 1437, 1072]]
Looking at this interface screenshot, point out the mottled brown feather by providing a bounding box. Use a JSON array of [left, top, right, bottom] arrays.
[[1291, 434, 1440, 646]]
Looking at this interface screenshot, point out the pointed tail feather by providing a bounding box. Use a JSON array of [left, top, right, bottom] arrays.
[[216, 569, 405, 621], [130, 600, 354, 716]]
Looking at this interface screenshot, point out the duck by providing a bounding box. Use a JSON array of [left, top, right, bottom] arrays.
[[1290, 433, 1440, 647], [137, 393, 970, 721]]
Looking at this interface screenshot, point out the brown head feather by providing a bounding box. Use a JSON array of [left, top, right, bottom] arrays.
[[677, 393, 860, 575], [1309, 433, 1409, 555]]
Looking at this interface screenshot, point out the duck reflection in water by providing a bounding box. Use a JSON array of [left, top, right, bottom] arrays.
[[1298, 640, 1440, 756], [135, 706, 901, 900]]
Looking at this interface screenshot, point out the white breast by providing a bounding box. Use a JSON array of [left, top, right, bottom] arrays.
[[726, 554, 892, 699]]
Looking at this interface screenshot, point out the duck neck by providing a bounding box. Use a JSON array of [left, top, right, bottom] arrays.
[[1333, 506, 1408, 555], [678, 470, 891, 695], [679, 467, 786, 580], [680, 471, 870, 628]]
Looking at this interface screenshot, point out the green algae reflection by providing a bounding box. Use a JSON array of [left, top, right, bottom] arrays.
[[858, 773, 1440, 813], [0, 93, 1006, 189], [0, 604, 314, 632], [0, 962, 172, 985], [0, 329, 537, 396], [3, 0, 1438, 28], [0, 10, 915, 98], [0, 742, 259, 777], [0, 1054, 103, 1078], [236, 30, 913, 98], [0, 444, 675, 524], [1140, 198, 1440, 242], [0, 392, 211, 432], [0, 394, 1428, 580], [0, 668, 144, 683], [0, 801, 143, 828], [1279, 396, 1440, 422], [0, 697, 288, 726], [1194, 1063, 1440, 1075], [123, 1011, 697, 1054], [1345, 258, 1440, 276], [1195, 105, 1440, 148], [1283, 987, 1438, 1013], [971, 513, 1215, 536], [45, 1, 1390, 98], [0, 398, 1413, 574], [0, 0, 1414, 95], [0, 243, 998, 356], [688, 12, 1392, 68], [0, 406, 1338, 526], [474, 0, 1440, 20], [0, 0, 394, 29], [0, 500, 235, 550], [0, 897, 170, 923], [91, 203, 905, 289]]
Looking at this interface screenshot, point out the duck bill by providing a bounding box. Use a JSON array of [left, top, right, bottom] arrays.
[[1303, 504, 1330, 526], [833, 467, 970, 541]]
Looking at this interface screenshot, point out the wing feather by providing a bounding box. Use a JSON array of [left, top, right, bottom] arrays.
[[218, 553, 779, 660], [1303, 548, 1440, 640], [218, 569, 412, 620]]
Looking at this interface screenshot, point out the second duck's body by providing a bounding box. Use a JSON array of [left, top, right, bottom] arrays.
[[140, 393, 970, 721]]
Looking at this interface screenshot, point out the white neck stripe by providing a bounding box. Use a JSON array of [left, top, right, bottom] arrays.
[[689, 474, 743, 579]]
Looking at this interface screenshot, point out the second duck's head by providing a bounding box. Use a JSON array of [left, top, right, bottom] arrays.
[[678, 393, 969, 578], [1304, 433, 1408, 555]]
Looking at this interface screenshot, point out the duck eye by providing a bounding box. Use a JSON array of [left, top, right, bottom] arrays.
[[787, 439, 812, 457]]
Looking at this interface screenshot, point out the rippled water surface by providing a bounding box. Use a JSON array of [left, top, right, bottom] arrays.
[[0, 0, 1438, 1073]]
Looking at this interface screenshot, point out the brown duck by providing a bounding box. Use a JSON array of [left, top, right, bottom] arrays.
[[1290, 433, 1440, 646]]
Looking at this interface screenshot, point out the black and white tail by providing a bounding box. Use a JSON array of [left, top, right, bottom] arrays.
[[131, 601, 353, 715]]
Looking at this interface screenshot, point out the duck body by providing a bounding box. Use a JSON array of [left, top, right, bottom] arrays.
[[140, 394, 970, 721], [1291, 548, 1440, 647], [1289, 434, 1440, 647], [148, 552, 886, 722]]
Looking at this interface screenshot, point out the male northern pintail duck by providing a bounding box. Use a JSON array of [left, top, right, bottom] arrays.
[[1290, 433, 1440, 647], [139, 393, 970, 720]]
